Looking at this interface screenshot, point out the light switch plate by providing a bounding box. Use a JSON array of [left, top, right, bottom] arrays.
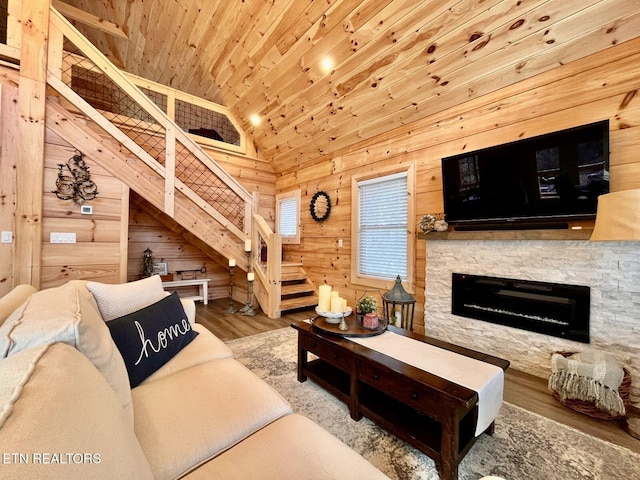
[[50, 232, 76, 244], [1, 231, 13, 244]]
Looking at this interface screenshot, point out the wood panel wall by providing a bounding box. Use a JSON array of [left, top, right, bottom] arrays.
[[1, 74, 129, 294], [0, 83, 18, 297], [40, 127, 128, 289], [276, 38, 640, 334], [127, 198, 234, 301]]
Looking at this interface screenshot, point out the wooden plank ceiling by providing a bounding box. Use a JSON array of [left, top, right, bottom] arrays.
[[62, 0, 640, 174]]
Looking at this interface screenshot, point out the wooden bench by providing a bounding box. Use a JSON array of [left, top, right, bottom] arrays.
[[162, 279, 210, 305]]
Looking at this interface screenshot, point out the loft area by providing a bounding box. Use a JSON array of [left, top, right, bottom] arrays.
[[68, 62, 241, 148]]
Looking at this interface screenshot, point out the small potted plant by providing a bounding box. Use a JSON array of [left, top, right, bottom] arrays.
[[356, 295, 379, 330]]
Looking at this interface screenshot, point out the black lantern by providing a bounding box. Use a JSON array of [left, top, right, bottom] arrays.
[[382, 275, 416, 330]]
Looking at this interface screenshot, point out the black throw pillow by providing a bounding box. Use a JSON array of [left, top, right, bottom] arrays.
[[107, 292, 198, 387]]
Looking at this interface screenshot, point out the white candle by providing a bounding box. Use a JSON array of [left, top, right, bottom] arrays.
[[394, 311, 402, 327], [229, 258, 236, 267], [245, 239, 252, 252], [318, 285, 332, 312], [247, 272, 255, 282], [330, 296, 343, 313]]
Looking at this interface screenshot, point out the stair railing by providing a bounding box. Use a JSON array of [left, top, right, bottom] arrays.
[[46, 6, 253, 244], [252, 214, 282, 318]]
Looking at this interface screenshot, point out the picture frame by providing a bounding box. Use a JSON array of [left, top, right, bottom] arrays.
[[152, 262, 168, 276]]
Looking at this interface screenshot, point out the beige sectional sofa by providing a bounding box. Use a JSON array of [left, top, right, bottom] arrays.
[[0, 277, 388, 480]]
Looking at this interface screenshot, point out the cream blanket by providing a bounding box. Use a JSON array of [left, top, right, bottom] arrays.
[[349, 332, 504, 436], [548, 351, 625, 416]]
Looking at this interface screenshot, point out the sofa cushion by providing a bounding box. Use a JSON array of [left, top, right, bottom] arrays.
[[183, 414, 389, 480], [141, 324, 233, 384], [0, 342, 153, 480], [0, 283, 133, 424], [107, 292, 198, 387], [0, 285, 37, 327], [132, 357, 293, 480], [87, 275, 167, 321]]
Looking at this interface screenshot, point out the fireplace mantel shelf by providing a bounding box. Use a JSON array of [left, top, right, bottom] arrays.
[[418, 228, 593, 241]]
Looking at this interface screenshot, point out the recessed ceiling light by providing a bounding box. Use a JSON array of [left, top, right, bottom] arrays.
[[321, 57, 333, 73], [250, 114, 261, 126]]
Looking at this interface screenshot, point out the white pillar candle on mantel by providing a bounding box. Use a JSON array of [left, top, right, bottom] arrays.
[[244, 239, 252, 252], [318, 285, 332, 312], [228, 258, 236, 267], [247, 272, 255, 282]]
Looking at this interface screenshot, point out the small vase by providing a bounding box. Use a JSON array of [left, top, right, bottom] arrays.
[[363, 313, 379, 330]]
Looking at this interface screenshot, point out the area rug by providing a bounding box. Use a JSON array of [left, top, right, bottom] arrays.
[[225, 327, 640, 480]]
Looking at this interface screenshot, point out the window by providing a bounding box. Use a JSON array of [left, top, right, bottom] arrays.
[[351, 165, 415, 291], [276, 190, 300, 244]]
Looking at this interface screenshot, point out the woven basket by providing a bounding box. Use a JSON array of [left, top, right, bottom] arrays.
[[551, 351, 631, 421]]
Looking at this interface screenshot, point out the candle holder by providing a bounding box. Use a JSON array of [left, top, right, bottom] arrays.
[[238, 248, 253, 314], [242, 276, 258, 316], [224, 264, 237, 314]]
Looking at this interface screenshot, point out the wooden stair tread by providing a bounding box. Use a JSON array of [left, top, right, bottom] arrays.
[[281, 272, 308, 282], [282, 261, 303, 267], [280, 296, 318, 310], [282, 283, 316, 295]]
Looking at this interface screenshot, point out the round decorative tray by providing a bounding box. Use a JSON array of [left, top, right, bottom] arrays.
[[315, 306, 353, 324], [311, 314, 388, 337]]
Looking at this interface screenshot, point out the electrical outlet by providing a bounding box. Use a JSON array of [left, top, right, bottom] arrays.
[[50, 232, 76, 244], [1, 231, 13, 244]]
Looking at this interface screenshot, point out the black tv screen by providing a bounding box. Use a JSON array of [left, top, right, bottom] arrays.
[[441, 120, 609, 227]]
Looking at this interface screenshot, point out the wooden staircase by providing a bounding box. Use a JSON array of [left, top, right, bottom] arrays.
[[280, 262, 318, 312], [24, 4, 309, 319]]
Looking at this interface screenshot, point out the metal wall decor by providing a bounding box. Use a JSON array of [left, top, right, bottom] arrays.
[[310, 191, 331, 222], [53, 151, 99, 204]]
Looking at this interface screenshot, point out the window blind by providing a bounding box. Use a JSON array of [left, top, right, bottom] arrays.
[[278, 196, 298, 237], [358, 172, 407, 280]]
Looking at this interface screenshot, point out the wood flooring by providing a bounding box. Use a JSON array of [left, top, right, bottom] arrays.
[[196, 299, 640, 455]]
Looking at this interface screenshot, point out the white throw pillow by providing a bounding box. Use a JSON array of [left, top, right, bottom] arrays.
[[0, 283, 133, 424], [87, 276, 167, 321]]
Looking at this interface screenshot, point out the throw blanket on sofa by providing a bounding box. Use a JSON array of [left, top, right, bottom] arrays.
[[549, 351, 625, 416]]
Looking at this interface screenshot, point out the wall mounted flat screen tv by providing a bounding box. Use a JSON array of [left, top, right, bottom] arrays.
[[441, 120, 609, 229]]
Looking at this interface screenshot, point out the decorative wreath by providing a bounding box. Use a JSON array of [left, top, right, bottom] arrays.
[[310, 191, 331, 222]]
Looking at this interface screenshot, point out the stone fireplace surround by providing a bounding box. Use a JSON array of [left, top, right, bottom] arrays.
[[424, 239, 640, 407]]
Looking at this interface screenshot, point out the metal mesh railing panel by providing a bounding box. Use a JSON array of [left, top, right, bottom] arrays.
[[175, 99, 240, 146], [59, 35, 248, 234], [174, 140, 245, 231], [63, 48, 168, 165]]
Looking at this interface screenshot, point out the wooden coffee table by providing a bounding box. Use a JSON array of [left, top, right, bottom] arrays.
[[292, 320, 509, 480]]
